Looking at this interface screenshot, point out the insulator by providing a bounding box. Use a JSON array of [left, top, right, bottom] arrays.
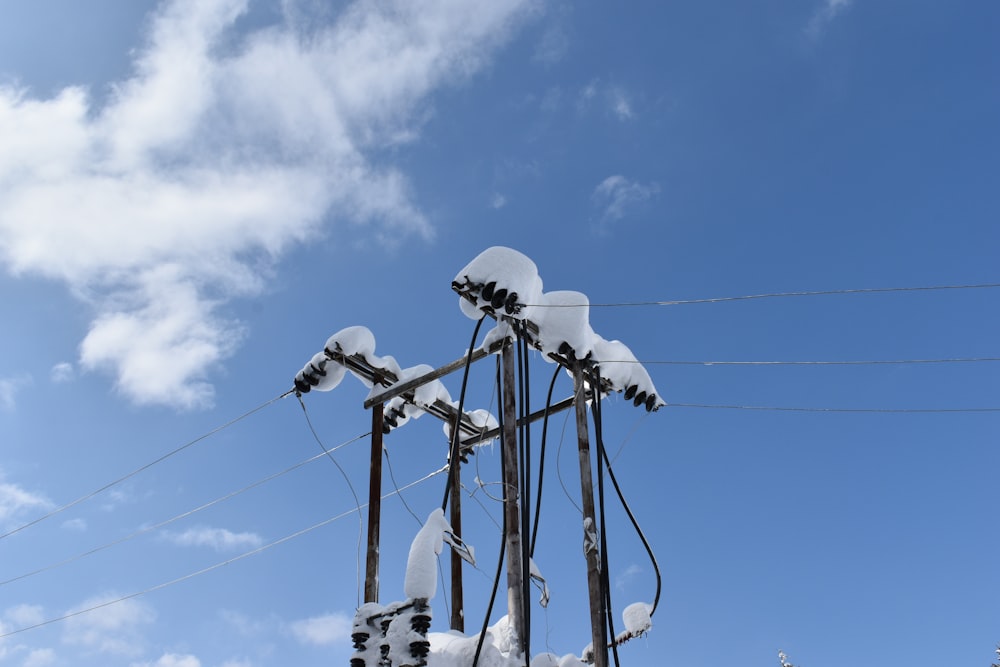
[[410, 640, 430, 658], [504, 291, 519, 314], [645, 394, 658, 412], [481, 281, 496, 301], [309, 362, 327, 377], [350, 658, 365, 667], [557, 341, 576, 359], [633, 391, 647, 407], [352, 632, 370, 650], [294, 375, 312, 394], [490, 288, 508, 310], [410, 613, 432, 633], [623, 384, 637, 401]]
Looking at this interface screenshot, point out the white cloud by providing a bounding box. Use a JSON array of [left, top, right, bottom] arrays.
[[161, 525, 263, 551], [49, 362, 75, 384], [4, 604, 46, 628], [491, 193, 508, 209], [614, 563, 643, 591], [0, 0, 535, 409], [22, 647, 57, 667], [591, 175, 660, 224], [62, 517, 88, 532], [0, 478, 51, 525], [806, 0, 853, 39], [0, 375, 30, 411], [62, 596, 155, 657], [131, 653, 201, 667], [289, 612, 351, 645], [577, 79, 636, 121]]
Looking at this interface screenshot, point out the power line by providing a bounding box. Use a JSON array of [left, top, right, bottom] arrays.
[[0, 390, 293, 542], [524, 282, 1000, 308], [0, 431, 370, 588], [633, 357, 1000, 366], [0, 463, 449, 640], [668, 403, 1000, 413]]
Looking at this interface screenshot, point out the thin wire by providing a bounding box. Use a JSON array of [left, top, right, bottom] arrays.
[[555, 406, 583, 515], [0, 464, 449, 641], [628, 357, 1000, 366], [384, 445, 423, 525], [0, 432, 370, 588], [526, 282, 1000, 308], [296, 394, 365, 608], [0, 390, 293, 541], [668, 403, 1000, 413]]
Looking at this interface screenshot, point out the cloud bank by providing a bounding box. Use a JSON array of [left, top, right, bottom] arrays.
[[0, 0, 535, 409]]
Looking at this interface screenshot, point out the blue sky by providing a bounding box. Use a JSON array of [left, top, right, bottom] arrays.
[[1, 1, 998, 666]]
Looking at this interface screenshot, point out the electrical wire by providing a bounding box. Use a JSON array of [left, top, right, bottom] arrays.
[[472, 356, 507, 667], [442, 314, 488, 512], [526, 282, 1000, 308], [619, 357, 1000, 366], [530, 365, 562, 556], [383, 444, 423, 525], [0, 431, 370, 588], [0, 463, 449, 641], [591, 369, 618, 667], [667, 403, 1000, 413], [0, 390, 293, 542], [296, 394, 365, 608]]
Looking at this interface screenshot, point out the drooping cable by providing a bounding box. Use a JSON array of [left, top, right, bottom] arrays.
[[592, 387, 662, 618], [0, 390, 293, 542], [530, 365, 562, 556], [472, 357, 507, 667], [0, 431, 370, 588], [0, 463, 449, 641], [297, 393, 364, 608], [516, 331, 532, 665], [591, 370, 619, 667], [442, 314, 489, 512], [383, 445, 423, 525]]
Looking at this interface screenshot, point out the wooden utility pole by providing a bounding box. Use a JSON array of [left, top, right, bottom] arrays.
[[501, 340, 526, 655], [364, 406, 384, 603], [573, 362, 608, 667]]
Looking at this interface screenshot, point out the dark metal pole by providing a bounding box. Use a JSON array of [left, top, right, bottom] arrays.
[[364, 406, 384, 603], [449, 416, 465, 631], [502, 341, 525, 655], [573, 363, 608, 667]]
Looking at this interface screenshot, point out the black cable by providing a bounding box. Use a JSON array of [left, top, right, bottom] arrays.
[[473, 357, 507, 667], [594, 392, 663, 617], [0, 390, 292, 542], [383, 446, 423, 525], [517, 331, 532, 665], [442, 314, 488, 512], [592, 372, 619, 667], [530, 365, 561, 556]]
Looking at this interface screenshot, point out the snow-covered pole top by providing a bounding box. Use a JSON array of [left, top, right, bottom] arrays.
[[453, 246, 665, 412]]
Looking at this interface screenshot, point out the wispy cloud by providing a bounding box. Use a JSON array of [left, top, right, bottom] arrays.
[[806, 0, 853, 39], [131, 653, 202, 667], [289, 612, 352, 645], [161, 525, 263, 551], [49, 362, 75, 384], [615, 563, 643, 591], [62, 595, 155, 657], [0, 375, 31, 411], [0, 0, 535, 409], [0, 478, 51, 526], [591, 175, 660, 226], [578, 79, 636, 121]]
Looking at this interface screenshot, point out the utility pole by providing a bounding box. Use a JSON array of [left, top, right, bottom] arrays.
[[448, 414, 465, 632], [573, 361, 608, 667], [501, 340, 526, 655], [364, 406, 384, 604]]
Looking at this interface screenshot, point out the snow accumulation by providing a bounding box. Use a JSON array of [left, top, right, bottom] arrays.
[[453, 246, 664, 411]]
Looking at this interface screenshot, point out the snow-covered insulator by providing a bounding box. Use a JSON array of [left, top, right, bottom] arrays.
[[623, 384, 638, 401], [632, 390, 647, 408], [645, 393, 659, 412], [481, 281, 496, 301]]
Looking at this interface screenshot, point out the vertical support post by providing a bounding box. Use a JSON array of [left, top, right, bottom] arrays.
[[364, 406, 384, 604], [449, 415, 465, 632], [573, 363, 608, 667], [502, 340, 526, 656]]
